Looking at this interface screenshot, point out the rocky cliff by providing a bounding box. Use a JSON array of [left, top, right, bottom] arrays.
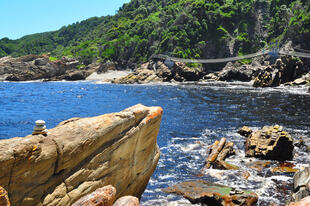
[[0, 104, 162, 206], [0, 55, 94, 81]]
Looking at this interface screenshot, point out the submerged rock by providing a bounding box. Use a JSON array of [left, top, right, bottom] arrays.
[[0, 186, 10, 206], [245, 125, 294, 161], [163, 180, 258, 205], [72, 185, 116, 206], [0, 104, 162, 206], [292, 167, 310, 202], [270, 162, 298, 174]]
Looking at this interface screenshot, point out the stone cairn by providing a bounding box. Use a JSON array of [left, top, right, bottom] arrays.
[[32, 120, 48, 135]]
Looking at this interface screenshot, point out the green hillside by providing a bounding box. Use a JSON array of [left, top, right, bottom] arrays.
[[0, 0, 309, 66]]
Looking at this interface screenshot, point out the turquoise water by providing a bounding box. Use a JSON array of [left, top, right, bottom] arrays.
[[1, 81, 310, 205]]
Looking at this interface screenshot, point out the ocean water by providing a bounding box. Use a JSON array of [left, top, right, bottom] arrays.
[[0, 81, 310, 205]]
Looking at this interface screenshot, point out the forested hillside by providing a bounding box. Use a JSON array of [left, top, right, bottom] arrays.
[[0, 0, 309, 67]]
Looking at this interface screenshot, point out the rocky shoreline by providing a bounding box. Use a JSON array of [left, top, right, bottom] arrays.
[[1, 53, 310, 91], [163, 125, 310, 205]]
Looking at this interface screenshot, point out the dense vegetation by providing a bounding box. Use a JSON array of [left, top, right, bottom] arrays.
[[0, 0, 309, 67]]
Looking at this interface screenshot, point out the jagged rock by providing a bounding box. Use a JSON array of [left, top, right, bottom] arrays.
[[292, 167, 310, 202], [163, 180, 258, 205], [204, 138, 237, 170], [72, 185, 116, 206], [172, 62, 202, 81], [113, 196, 139, 206], [253, 56, 305, 87], [0, 104, 162, 206], [245, 125, 294, 161], [217, 64, 254, 82], [238, 126, 253, 137], [0, 186, 10, 206]]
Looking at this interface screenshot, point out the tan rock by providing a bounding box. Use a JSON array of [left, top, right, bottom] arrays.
[[0, 104, 162, 206], [245, 125, 294, 161], [72, 185, 116, 206], [113, 196, 139, 206]]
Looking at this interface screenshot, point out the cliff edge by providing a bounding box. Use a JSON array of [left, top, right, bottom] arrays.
[[0, 104, 162, 206]]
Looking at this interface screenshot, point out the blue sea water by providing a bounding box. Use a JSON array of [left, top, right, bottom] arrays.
[[0, 81, 310, 205]]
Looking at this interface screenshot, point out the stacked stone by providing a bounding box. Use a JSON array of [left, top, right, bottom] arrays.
[[32, 120, 48, 135]]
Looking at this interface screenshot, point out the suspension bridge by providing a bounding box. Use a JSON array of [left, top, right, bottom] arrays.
[[151, 47, 310, 64]]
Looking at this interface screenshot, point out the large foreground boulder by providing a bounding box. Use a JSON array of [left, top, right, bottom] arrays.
[[244, 125, 294, 161], [0, 104, 162, 206], [164, 180, 258, 205]]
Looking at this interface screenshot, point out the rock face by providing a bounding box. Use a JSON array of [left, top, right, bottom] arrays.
[[253, 56, 305, 87], [72, 185, 116, 206], [0, 55, 93, 81], [164, 180, 258, 205], [292, 167, 310, 202], [0, 186, 10, 206], [244, 125, 294, 161], [0, 104, 162, 206]]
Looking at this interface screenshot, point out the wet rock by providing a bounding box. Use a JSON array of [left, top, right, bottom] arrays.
[[163, 180, 258, 205], [204, 138, 236, 170], [72, 185, 116, 206], [292, 167, 310, 201], [270, 162, 298, 174], [0, 186, 10, 206], [238, 126, 253, 137], [0, 104, 162, 206], [245, 125, 294, 161], [290, 196, 310, 206], [113, 196, 139, 206], [245, 161, 271, 172]]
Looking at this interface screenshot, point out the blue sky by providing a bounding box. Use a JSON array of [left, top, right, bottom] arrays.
[[0, 0, 130, 40]]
